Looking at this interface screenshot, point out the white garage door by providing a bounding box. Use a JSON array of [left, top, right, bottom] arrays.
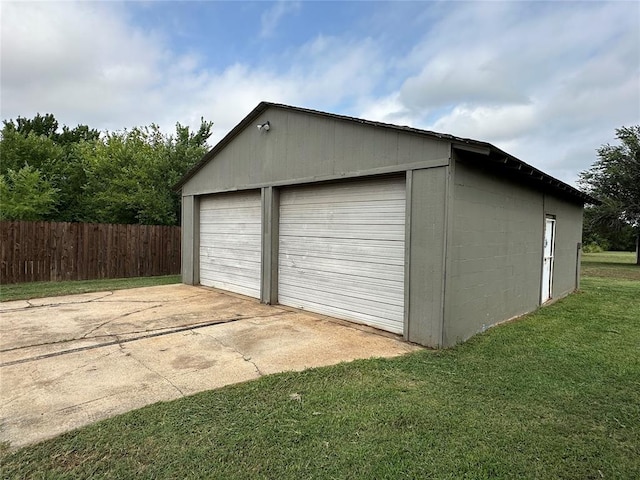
[[279, 177, 406, 333], [199, 191, 261, 298]]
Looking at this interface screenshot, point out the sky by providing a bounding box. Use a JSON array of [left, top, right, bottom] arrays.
[[1, 1, 639, 187]]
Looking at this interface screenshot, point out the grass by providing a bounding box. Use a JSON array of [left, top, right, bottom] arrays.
[[0, 275, 181, 302], [581, 250, 640, 281], [1, 260, 639, 478]]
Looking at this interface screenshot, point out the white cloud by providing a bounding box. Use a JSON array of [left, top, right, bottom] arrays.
[[1, 1, 170, 130], [362, 1, 639, 185], [431, 104, 538, 142], [356, 93, 413, 126], [260, 1, 300, 38], [0, 2, 382, 144], [1, 1, 637, 187]]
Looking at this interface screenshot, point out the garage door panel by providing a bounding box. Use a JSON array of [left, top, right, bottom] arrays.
[[278, 291, 403, 334], [279, 276, 404, 310], [279, 266, 405, 297], [200, 223, 260, 235], [279, 224, 404, 241], [200, 232, 260, 251], [280, 203, 405, 221], [197, 277, 258, 298], [200, 247, 261, 263], [280, 238, 404, 265], [200, 205, 261, 216], [200, 206, 261, 216], [199, 267, 259, 288], [279, 278, 404, 313], [279, 177, 405, 333], [199, 191, 261, 298], [279, 255, 405, 282], [200, 254, 261, 271], [279, 293, 404, 330]]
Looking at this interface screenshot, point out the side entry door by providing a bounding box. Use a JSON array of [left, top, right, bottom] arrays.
[[541, 216, 556, 303]]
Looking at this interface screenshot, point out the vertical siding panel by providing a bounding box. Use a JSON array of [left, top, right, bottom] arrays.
[[34, 222, 40, 281], [109, 224, 114, 278], [150, 225, 155, 276], [13, 221, 20, 283], [81, 223, 88, 280], [60, 222, 68, 281], [172, 226, 178, 274], [127, 224, 134, 278], [10, 222, 16, 283], [24, 221, 31, 282], [71, 222, 78, 280], [112, 223, 118, 278], [148, 225, 154, 277], [0, 221, 181, 284], [50, 222, 58, 281], [120, 224, 127, 278], [13, 222, 19, 283], [18, 221, 26, 283], [6, 222, 13, 283], [105, 224, 112, 279], [153, 225, 160, 276], [140, 224, 146, 277], [66, 223, 74, 281], [91, 224, 98, 280], [154, 226, 161, 276], [30, 222, 37, 282], [44, 222, 52, 281], [0, 222, 7, 283], [133, 224, 139, 277]]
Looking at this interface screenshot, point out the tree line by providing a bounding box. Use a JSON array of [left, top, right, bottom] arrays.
[[1, 113, 637, 262], [0, 113, 212, 226], [579, 125, 639, 263]]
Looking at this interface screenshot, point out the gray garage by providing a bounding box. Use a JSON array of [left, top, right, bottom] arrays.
[[176, 102, 595, 348]]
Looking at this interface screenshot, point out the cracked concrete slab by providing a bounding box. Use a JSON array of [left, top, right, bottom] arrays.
[[0, 284, 420, 449]]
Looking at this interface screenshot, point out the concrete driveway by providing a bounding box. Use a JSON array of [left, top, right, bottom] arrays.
[[0, 284, 418, 449]]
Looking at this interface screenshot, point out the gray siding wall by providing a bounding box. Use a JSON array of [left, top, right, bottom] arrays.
[[544, 195, 583, 298], [443, 160, 544, 346], [443, 159, 584, 347], [406, 167, 448, 347], [181, 107, 450, 196], [181, 195, 198, 284]]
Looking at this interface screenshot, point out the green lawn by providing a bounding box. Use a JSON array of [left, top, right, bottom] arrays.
[[0, 275, 181, 302], [581, 251, 640, 280], [2, 260, 639, 479]]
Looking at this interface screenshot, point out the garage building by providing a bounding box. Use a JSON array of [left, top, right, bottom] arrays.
[[177, 102, 595, 348]]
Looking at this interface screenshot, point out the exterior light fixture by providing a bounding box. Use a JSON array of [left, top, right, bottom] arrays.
[[257, 121, 270, 132]]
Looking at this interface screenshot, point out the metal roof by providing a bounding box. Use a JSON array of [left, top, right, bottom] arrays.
[[176, 101, 598, 205]]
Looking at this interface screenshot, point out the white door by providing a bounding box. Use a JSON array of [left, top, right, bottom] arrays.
[[541, 217, 556, 303], [279, 178, 405, 334], [199, 191, 262, 298]]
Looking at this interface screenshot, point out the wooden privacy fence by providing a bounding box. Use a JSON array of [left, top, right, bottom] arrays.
[[0, 221, 181, 284]]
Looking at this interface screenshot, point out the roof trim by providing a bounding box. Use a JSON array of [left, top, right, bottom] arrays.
[[175, 101, 598, 205]]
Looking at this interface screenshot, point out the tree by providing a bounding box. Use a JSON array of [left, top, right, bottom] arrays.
[[579, 126, 640, 264], [0, 165, 59, 220], [1, 113, 212, 225], [1, 114, 98, 222], [80, 119, 212, 225], [0, 126, 65, 174], [2, 114, 99, 145], [3, 113, 59, 138]]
